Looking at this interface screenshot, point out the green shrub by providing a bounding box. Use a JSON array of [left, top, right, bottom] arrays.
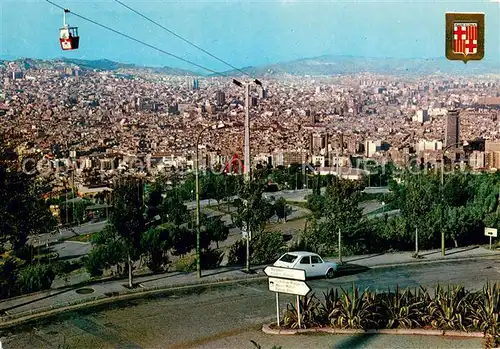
[[201, 248, 224, 269], [32, 252, 59, 264], [0, 257, 18, 298], [251, 231, 286, 265], [17, 263, 55, 293], [227, 239, 251, 266], [281, 282, 499, 341], [174, 254, 196, 272], [85, 249, 105, 277]]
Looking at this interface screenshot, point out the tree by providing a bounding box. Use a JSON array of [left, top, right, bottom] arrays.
[[250, 230, 286, 264], [85, 225, 127, 277], [212, 174, 228, 209], [170, 226, 196, 256], [274, 197, 292, 223], [0, 171, 57, 259], [109, 179, 146, 288], [233, 175, 273, 236], [204, 215, 229, 248], [306, 193, 326, 219], [72, 200, 88, 226], [162, 194, 188, 226], [141, 225, 171, 272], [315, 177, 365, 254]]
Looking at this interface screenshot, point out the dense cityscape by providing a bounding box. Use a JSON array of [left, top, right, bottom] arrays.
[[1, 58, 500, 197], [1, 1, 500, 348], [0, 56, 499, 348]]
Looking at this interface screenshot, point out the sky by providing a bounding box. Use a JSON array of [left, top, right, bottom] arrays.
[[0, 0, 499, 73]]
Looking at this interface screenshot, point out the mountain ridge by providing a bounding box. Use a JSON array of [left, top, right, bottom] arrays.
[[2, 55, 499, 77]]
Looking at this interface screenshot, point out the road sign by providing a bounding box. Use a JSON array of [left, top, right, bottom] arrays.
[[485, 228, 498, 237], [241, 230, 252, 239], [264, 266, 306, 281], [268, 277, 311, 296]]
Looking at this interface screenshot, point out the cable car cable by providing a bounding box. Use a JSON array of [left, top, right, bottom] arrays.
[[44, 0, 226, 76], [113, 0, 253, 79]]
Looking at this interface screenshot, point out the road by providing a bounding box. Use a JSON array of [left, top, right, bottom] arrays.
[[1, 259, 497, 349]]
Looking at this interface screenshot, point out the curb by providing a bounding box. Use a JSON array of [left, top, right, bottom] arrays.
[[338, 253, 500, 270], [0, 274, 267, 329], [261, 324, 485, 338]]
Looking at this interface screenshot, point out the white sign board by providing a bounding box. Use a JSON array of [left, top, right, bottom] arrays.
[[241, 230, 252, 239], [485, 228, 498, 238], [264, 266, 306, 281], [268, 277, 311, 296]]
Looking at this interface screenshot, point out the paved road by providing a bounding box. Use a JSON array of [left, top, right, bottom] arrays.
[[1, 259, 497, 349]]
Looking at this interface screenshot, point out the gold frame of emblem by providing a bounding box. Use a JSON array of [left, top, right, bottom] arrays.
[[445, 12, 485, 63]]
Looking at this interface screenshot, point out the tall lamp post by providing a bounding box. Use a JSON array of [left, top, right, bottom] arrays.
[[232, 78, 263, 181], [195, 122, 225, 278], [440, 140, 468, 256], [233, 78, 264, 273]]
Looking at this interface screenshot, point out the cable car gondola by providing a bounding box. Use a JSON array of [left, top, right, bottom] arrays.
[[59, 9, 79, 51]]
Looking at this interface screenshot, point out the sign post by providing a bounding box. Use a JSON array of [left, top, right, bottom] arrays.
[[296, 295, 301, 328], [276, 293, 280, 327], [264, 266, 309, 329], [485, 228, 498, 250]]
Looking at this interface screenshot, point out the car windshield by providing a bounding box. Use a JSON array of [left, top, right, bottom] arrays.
[[279, 253, 298, 263]]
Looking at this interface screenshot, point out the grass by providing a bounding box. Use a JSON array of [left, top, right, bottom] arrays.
[[67, 233, 96, 243], [266, 217, 308, 233], [286, 200, 309, 209]]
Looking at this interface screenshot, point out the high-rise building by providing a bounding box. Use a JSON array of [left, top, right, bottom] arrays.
[[216, 91, 225, 106], [258, 88, 266, 99], [469, 151, 486, 169], [192, 79, 199, 90], [485, 141, 500, 152], [445, 109, 460, 149], [310, 133, 323, 155], [251, 96, 258, 107]]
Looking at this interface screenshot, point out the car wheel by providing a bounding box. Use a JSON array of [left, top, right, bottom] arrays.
[[326, 268, 335, 279]]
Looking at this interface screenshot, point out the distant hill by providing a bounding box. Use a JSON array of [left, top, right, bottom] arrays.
[[217, 55, 500, 77], [59, 58, 199, 76], [3, 56, 499, 77], [0, 57, 199, 76]]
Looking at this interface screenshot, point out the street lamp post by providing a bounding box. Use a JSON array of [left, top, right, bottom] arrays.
[[233, 78, 264, 274], [195, 122, 225, 278], [232, 78, 263, 180], [440, 141, 468, 256]]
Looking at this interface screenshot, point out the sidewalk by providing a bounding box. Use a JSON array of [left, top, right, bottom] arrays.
[[0, 245, 497, 327]]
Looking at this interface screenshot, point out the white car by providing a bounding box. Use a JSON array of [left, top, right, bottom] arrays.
[[273, 251, 338, 279]]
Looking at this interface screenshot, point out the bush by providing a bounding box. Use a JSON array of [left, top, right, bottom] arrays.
[[53, 260, 83, 276], [282, 282, 499, 339], [174, 254, 196, 272], [17, 263, 55, 294], [173, 249, 225, 272], [0, 257, 18, 298], [227, 239, 251, 266], [85, 249, 105, 277], [201, 248, 224, 269], [251, 231, 286, 265]]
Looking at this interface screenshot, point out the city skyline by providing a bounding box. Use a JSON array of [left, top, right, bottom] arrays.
[[1, 0, 499, 73]]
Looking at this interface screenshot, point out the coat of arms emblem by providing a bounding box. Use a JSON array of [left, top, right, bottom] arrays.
[[446, 13, 484, 63]]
